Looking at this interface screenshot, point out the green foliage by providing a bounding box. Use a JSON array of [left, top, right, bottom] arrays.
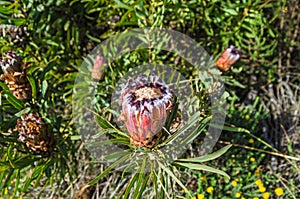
[[0, 0, 299, 198]]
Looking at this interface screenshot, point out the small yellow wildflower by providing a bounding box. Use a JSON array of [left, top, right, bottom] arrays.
[[254, 169, 260, 176], [259, 186, 266, 193], [197, 193, 205, 199], [200, 176, 207, 181], [253, 198, 259, 199], [248, 138, 254, 143], [250, 157, 255, 162], [191, 197, 196, 199], [263, 192, 270, 199], [206, 186, 214, 193], [232, 180, 238, 187], [241, 197, 246, 199], [235, 192, 242, 198], [275, 187, 284, 196], [4, 188, 8, 195], [232, 159, 236, 163], [255, 179, 263, 187], [245, 114, 250, 120]]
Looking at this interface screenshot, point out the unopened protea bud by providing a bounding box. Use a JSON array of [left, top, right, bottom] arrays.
[[216, 45, 242, 71], [0, 50, 31, 100], [91, 54, 106, 81], [16, 113, 53, 156], [120, 72, 174, 148]]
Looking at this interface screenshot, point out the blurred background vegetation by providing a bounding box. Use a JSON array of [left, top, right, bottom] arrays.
[[0, 0, 299, 198]]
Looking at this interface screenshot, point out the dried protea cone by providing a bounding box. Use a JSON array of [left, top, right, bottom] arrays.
[[0, 24, 30, 46], [16, 113, 54, 156], [120, 72, 174, 148], [0, 50, 31, 100]]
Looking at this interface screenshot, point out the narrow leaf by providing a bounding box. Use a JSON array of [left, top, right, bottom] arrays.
[[88, 153, 130, 185], [174, 162, 230, 179], [177, 145, 232, 163]]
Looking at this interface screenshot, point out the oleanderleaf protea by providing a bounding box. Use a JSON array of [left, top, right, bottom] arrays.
[[120, 72, 174, 148], [0, 24, 30, 46], [91, 54, 106, 81], [16, 113, 53, 156], [0, 50, 31, 100], [216, 45, 242, 71]]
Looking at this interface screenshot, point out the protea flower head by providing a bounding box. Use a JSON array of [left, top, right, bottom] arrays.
[[91, 54, 106, 81], [0, 50, 23, 74], [216, 45, 242, 71], [120, 72, 174, 148], [16, 113, 53, 156], [0, 50, 31, 100], [0, 25, 30, 46]]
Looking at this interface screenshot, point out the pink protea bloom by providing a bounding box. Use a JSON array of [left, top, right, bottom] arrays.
[[216, 45, 242, 71], [91, 54, 106, 81], [120, 72, 173, 147]]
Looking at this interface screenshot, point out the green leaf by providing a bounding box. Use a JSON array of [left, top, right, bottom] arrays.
[[177, 145, 232, 163], [13, 155, 36, 169], [223, 8, 238, 15], [88, 153, 130, 185], [2, 91, 24, 110], [133, 158, 147, 199], [0, 82, 9, 91], [42, 80, 48, 97], [123, 173, 139, 199], [173, 162, 230, 180], [157, 161, 191, 197], [95, 114, 114, 129], [7, 144, 13, 161], [27, 76, 37, 99], [113, 0, 132, 10], [136, 172, 151, 199], [15, 107, 31, 117]]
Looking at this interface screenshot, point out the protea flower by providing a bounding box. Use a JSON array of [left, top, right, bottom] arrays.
[[0, 50, 31, 100], [16, 113, 53, 156], [216, 45, 242, 71], [91, 54, 106, 81], [120, 72, 174, 148], [0, 24, 30, 46]]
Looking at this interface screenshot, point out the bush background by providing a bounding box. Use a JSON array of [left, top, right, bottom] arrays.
[[0, 0, 299, 198]]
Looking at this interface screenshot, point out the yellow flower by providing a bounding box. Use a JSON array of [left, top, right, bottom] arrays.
[[253, 198, 259, 199], [263, 192, 270, 199], [259, 186, 266, 193], [241, 197, 246, 199], [200, 176, 207, 181], [250, 157, 255, 162], [254, 169, 260, 176], [191, 197, 196, 199], [206, 186, 214, 193], [275, 187, 284, 196], [232, 159, 236, 163], [235, 192, 242, 198], [248, 138, 254, 143], [4, 187, 8, 195], [197, 194, 205, 199], [245, 114, 250, 120], [232, 180, 238, 187], [255, 179, 263, 187]]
